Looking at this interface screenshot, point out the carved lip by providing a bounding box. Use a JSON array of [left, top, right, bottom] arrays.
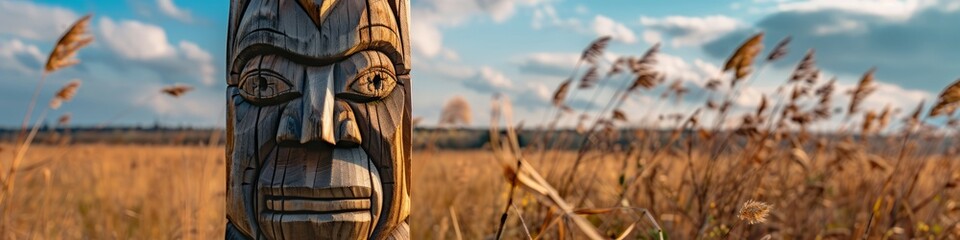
[[262, 186, 372, 213], [265, 198, 370, 213]]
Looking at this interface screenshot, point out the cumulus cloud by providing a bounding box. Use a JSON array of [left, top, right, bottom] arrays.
[[0, 1, 223, 126], [704, 4, 960, 92], [770, 0, 941, 20], [0, 39, 45, 74], [657, 53, 723, 85], [412, 0, 548, 59], [516, 52, 579, 77], [98, 17, 216, 86], [0, 1, 80, 40], [99, 18, 176, 60], [639, 15, 743, 47], [157, 0, 194, 23], [593, 15, 636, 43], [532, 5, 583, 30], [463, 66, 513, 93], [179, 41, 215, 85]]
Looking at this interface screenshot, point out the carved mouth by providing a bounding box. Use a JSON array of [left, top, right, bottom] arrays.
[[262, 186, 372, 214]]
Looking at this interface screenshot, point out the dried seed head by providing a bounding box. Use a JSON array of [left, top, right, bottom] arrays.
[[552, 79, 572, 108], [757, 94, 769, 117], [58, 113, 72, 126], [766, 36, 791, 61], [581, 36, 612, 65], [612, 109, 627, 121], [848, 67, 877, 115], [878, 105, 892, 131], [50, 80, 81, 109], [161, 84, 194, 97], [930, 78, 960, 117], [45, 15, 94, 73], [906, 100, 925, 127], [862, 110, 877, 134], [628, 43, 662, 91], [578, 67, 600, 89], [607, 57, 628, 77], [724, 32, 764, 83], [738, 200, 772, 224], [789, 49, 818, 84]]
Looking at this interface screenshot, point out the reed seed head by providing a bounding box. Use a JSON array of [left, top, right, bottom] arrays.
[[50, 79, 81, 110], [738, 200, 772, 224], [161, 84, 194, 97], [724, 32, 764, 83], [930, 78, 960, 117], [45, 14, 94, 73]]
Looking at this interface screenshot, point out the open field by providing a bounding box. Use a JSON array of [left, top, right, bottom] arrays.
[[2, 143, 959, 239], [0, 144, 225, 239]]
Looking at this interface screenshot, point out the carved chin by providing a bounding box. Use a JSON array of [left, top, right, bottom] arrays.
[[256, 146, 383, 239]]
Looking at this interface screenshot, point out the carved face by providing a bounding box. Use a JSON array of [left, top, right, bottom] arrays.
[[225, 0, 411, 239]]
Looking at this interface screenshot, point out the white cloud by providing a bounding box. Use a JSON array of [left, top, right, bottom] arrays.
[[639, 15, 743, 47], [593, 15, 636, 44], [526, 82, 552, 101], [410, 17, 445, 58], [412, 0, 549, 58], [532, 5, 583, 30], [98, 17, 216, 86], [516, 52, 579, 76], [157, 0, 194, 23], [178, 41, 215, 85], [656, 53, 720, 85], [772, 0, 942, 21], [475, 66, 513, 89], [99, 18, 176, 60], [693, 59, 723, 80], [0, 39, 45, 74], [0, 1, 80, 40], [642, 31, 663, 46], [814, 18, 866, 35]]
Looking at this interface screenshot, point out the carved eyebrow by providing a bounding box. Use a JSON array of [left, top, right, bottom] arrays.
[[232, 43, 349, 72]]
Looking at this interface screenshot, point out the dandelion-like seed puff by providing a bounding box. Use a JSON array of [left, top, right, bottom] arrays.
[[738, 200, 772, 225]]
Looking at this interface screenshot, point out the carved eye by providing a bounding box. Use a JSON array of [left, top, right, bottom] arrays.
[[342, 69, 397, 102], [239, 71, 299, 105]]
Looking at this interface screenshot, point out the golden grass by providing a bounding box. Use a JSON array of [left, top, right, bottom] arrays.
[[415, 147, 960, 239], [0, 141, 957, 239], [0, 144, 224, 239]]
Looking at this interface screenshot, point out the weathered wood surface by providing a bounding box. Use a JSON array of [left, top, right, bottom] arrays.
[[226, 0, 410, 239]]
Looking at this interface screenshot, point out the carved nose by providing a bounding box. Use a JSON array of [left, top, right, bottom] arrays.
[[276, 65, 362, 147], [299, 65, 336, 145]]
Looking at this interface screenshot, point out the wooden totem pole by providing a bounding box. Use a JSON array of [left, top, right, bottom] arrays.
[[224, 0, 411, 239]]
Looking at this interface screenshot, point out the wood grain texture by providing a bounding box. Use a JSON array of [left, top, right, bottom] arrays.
[[227, 0, 410, 239]]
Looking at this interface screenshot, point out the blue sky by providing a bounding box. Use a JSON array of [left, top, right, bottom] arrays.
[[1, 0, 958, 128]]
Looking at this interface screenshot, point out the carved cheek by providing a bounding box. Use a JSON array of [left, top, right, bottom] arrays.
[[348, 86, 404, 176], [226, 87, 261, 236]]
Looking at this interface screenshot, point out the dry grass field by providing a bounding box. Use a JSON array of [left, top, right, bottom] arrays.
[[0, 144, 225, 239], [3, 143, 959, 239]]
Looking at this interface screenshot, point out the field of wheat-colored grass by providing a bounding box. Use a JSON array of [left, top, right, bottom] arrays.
[[0, 144, 225, 239], [1, 141, 959, 239]]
